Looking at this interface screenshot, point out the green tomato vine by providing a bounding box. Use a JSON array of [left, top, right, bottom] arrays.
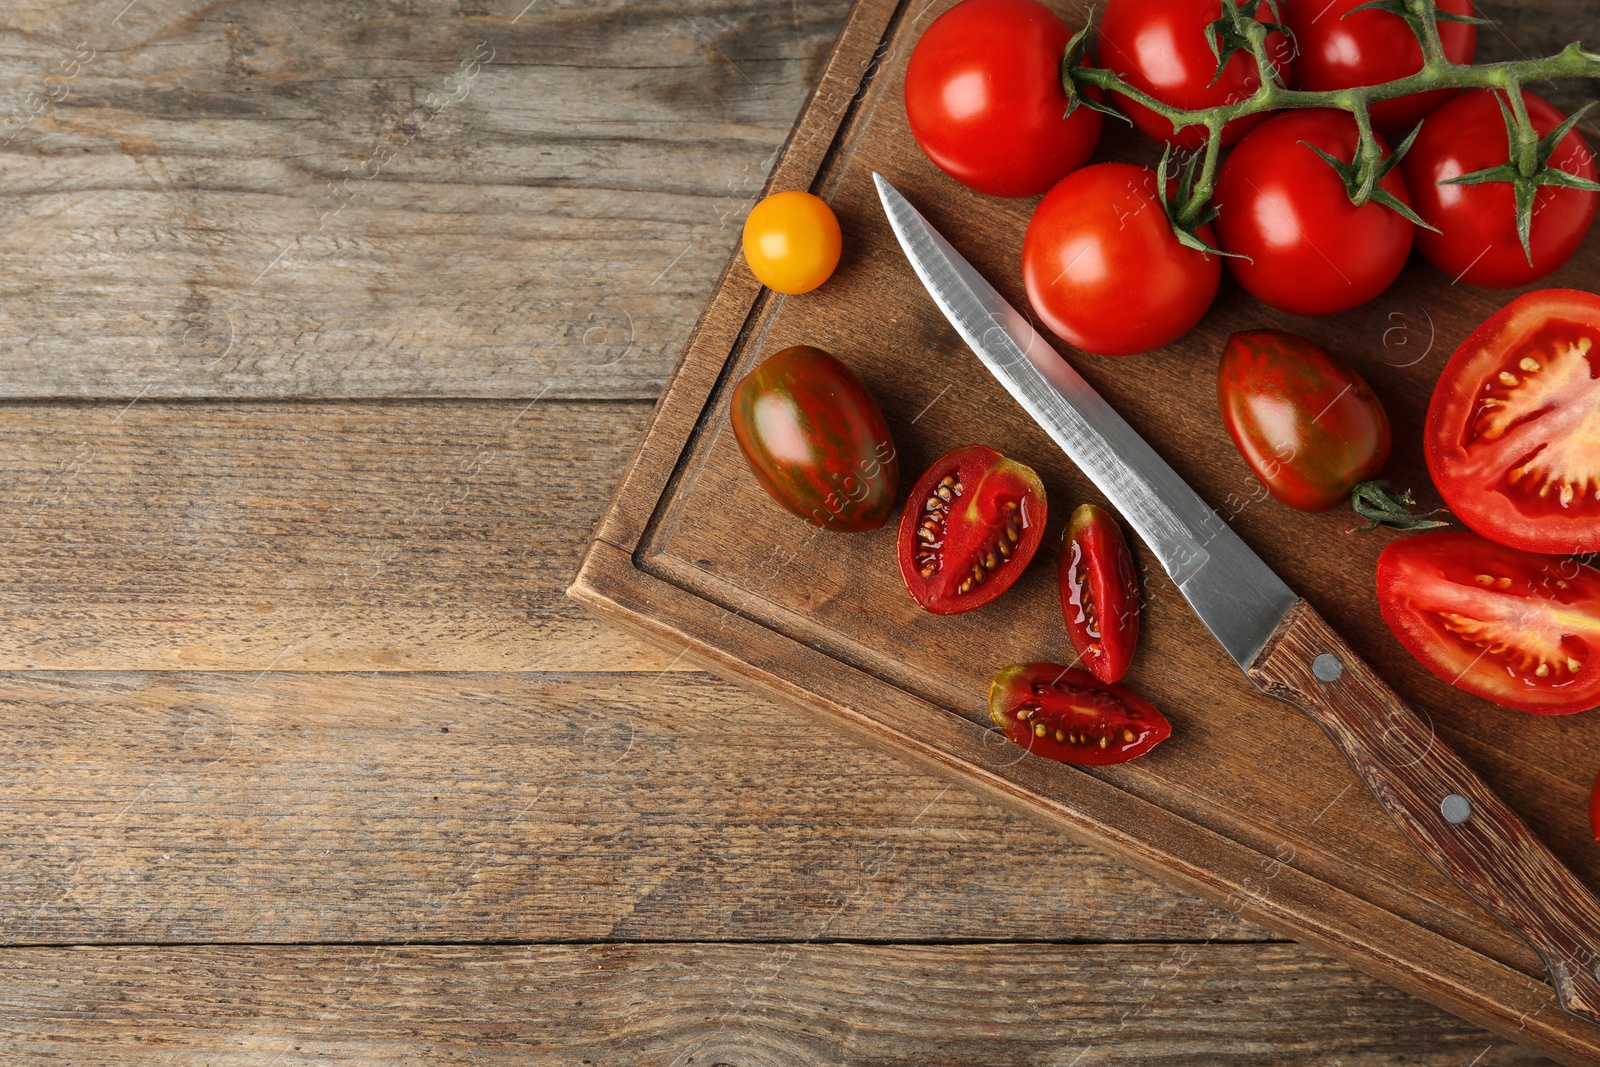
[[1061, 0, 1600, 258]]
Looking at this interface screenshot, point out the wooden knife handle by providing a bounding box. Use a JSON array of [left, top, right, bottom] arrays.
[[1249, 599, 1600, 1023]]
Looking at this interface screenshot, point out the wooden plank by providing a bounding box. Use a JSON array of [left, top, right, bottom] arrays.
[[0, 669, 1257, 945], [0, 0, 852, 400], [0, 399, 689, 672], [0, 943, 1546, 1065]]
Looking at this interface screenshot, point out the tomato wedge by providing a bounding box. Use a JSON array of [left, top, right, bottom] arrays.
[[1425, 290, 1600, 555], [897, 444, 1046, 614], [1376, 531, 1600, 715], [989, 662, 1171, 765], [1060, 505, 1140, 683]]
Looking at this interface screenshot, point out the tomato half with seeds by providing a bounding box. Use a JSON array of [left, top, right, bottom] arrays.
[[1218, 331, 1391, 512], [989, 663, 1171, 765], [1060, 505, 1140, 683], [731, 346, 898, 531], [1376, 531, 1600, 715], [1425, 290, 1600, 555], [898, 444, 1046, 614]]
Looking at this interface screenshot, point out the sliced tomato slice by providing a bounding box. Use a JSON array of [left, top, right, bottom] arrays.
[[988, 662, 1170, 765], [897, 444, 1046, 614], [1059, 504, 1141, 683], [1425, 289, 1600, 554], [1376, 530, 1600, 715]]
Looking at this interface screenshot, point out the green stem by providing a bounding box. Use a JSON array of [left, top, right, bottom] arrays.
[[1503, 76, 1540, 177], [1349, 99, 1381, 206], [1403, 0, 1448, 67]]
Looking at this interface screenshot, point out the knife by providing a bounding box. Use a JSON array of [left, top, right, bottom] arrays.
[[875, 171, 1600, 1024]]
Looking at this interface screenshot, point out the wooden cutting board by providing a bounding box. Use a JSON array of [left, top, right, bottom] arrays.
[[569, 0, 1600, 1060]]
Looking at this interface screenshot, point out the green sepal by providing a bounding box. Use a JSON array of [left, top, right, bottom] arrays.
[[1301, 131, 1439, 231], [1349, 480, 1451, 533], [1205, 0, 1288, 89], [1437, 96, 1600, 264], [1061, 20, 1132, 124], [1156, 144, 1247, 259]]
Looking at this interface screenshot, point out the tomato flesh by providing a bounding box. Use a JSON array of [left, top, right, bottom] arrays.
[[897, 444, 1046, 614], [1218, 331, 1391, 512], [1060, 505, 1141, 683], [905, 0, 1102, 198], [1404, 90, 1599, 289], [730, 346, 898, 531], [989, 663, 1171, 765], [1214, 109, 1415, 317], [1096, 0, 1292, 150], [1425, 290, 1600, 555], [1377, 531, 1600, 715], [1285, 0, 1476, 136], [1023, 163, 1220, 356]]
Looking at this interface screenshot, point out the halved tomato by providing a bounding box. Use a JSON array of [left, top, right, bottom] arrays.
[[1060, 504, 1140, 683], [897, 444, 1046, 614], [1425, 290, 1600, 554], [988, 662, 1171, 765], [1376, 530, 1600, 715]]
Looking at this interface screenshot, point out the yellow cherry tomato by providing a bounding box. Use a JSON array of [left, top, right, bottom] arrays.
[[741, 191, 842, 295]]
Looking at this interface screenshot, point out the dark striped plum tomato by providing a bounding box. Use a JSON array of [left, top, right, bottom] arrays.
[[730, 346, 898, 531], [897, 444, 1045, 614], [1377, 531, 1600, 715], [1060, 504, 1140, 684], [1219, 330, 1391, 512], [989, 663, 1171, 766]]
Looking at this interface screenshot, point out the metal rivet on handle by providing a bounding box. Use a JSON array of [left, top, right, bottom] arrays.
[[1441, 793, 1472, 825], [1311, 653, 1343, 682]]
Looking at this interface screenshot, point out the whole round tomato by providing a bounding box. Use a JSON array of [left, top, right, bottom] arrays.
[[905, 0, 1102, 198], [1218, 331, 1391, 511], [1377, 531, 1600, 715], [1285, 0, 1476, 136], [989, 662, 1171, 765], [1424, 289, 1600, 555], [741, 191, 842, 295], [1403, 89, 1599, 289], [1096, 0, 1292, 149], [1214, 109, 1415, 316], [730, 346, 898, 531], [1059, 504, 1141, 684], [898, 444, 1046, 614], [1023, 163, 1220, 356]]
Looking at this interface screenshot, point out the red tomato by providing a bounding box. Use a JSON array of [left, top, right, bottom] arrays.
[[1377, 531, 1600, 715], [904, 0, 1102, 198], [1096, 0, 1292, 149], [1218, 331, 1391, 511], [1424, 290, 1600, 555], [898, 444, 1046, 614], [1403, 89, 1599, 289], [1060, 505, 1141, 684], [1214, 109, 1415, 316], [1022, 163, 1220, 356], [989, 662, 1171, 765], [1591, 771, 1600, 841], [730, 346, 899, 531], [1284, 0, 1476, 136]]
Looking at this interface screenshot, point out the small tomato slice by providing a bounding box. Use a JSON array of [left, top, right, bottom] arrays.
[[1376, 531, 1600, 715], [989, 662, 1171, 765], [731, 346, 898, 531], [1218, 330, 1391, 512], [1060, 505, 1140, 683], [1424, 289, 1600, 555], [898, 444, 1046, 614]]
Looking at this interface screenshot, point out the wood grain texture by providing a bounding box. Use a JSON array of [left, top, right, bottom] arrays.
[[0, 0, 852, 400], [0, 669, 1255, 945], [1251, 600, 1600, 1025], [0, 943, 1551, 1066], [0, 399, 689, 672]]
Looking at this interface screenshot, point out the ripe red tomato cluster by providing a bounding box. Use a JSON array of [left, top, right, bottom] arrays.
[[904, 0, 1599, 355]]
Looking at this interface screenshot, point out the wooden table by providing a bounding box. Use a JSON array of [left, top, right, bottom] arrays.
[[0, 1, 1586, 1062]]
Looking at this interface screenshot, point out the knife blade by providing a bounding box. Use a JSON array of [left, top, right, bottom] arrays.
[[875, 171, 1600, 1025]]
